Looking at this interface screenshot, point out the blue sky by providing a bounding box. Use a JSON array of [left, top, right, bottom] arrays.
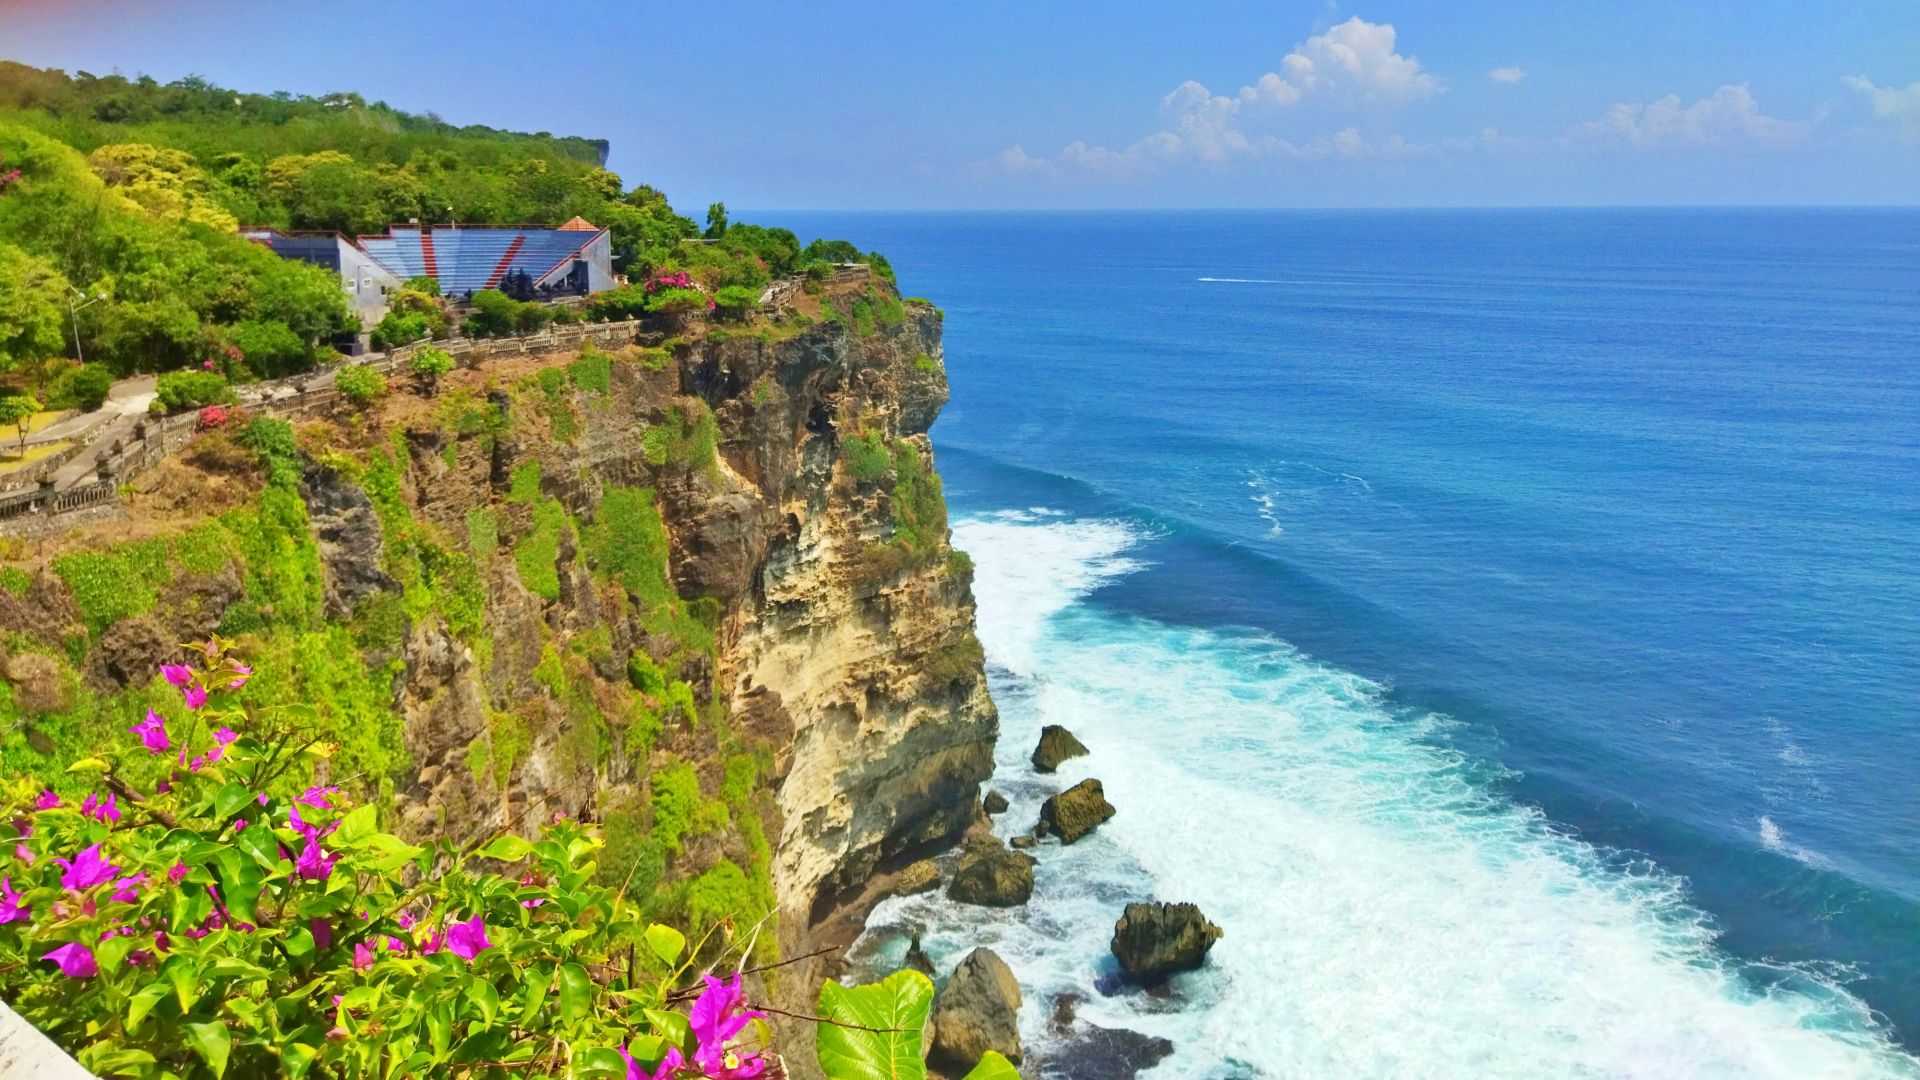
[[3, 0, 1916, 208]]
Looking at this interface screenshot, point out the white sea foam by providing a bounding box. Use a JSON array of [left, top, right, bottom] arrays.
[[857, 511, 1920, 1078]]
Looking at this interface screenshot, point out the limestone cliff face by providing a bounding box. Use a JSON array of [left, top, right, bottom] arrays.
[[373, 299, 997, 950]]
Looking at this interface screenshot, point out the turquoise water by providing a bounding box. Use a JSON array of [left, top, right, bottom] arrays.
[[770, 209, 1920, 1076]]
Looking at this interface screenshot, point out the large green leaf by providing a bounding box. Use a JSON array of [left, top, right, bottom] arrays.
[[186, 1020, 231, 1079], [961, 1051, 1022, 1080], [815, 970, 934, 1080], [558, 962, 593, 1024], [644, 922, 685, 967]]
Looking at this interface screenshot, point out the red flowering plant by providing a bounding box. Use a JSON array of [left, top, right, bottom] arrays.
[[195, 404, 231, 431]]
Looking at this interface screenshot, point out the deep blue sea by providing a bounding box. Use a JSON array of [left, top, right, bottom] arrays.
[[768, 209, 1920, 1077]]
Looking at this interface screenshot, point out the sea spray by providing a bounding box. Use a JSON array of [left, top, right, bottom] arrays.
[[855, 510, 1920, 1078]]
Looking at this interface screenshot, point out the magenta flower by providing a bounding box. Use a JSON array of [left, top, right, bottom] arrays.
[[312, 919, 333, 949], [14, 843, 32, 865], [215, 727, 238, 746], [154, 930, 171, 954], [688, 973, 767, 1079], [33, 790, 58, 810], [109, 872, 146, 903], [445, 915, 492, 961], [160, 664, 193, 688], [166, 862, 188, 884], [80, 792, 120, 825], [294, 837, 338, 881], [182, 685, 208, 710], [353, 942, 374, 971], [56, 844, 120, 891], [226, 662, 252, 689], [384, 935, 406, 953], [0, 876, 28, 924], [419, 930, 442, 955], [41, 943, 97, 978], [295, 785, 341, 810], [397, 911, 416, 930], [128, 709, 169, 754]]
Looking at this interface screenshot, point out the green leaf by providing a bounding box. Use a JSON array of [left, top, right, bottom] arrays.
[[644, 923, 685, 967], [213, 782, 254, 819], [94, 933, 134, 973], [81, 1047, 157, 1073], [558, 962, 593, 1024], [571, 1047, 630, 1078], [334, 804, 378, 847], [65, 756, 109, 773], [815, 970, 934, 1080], [234, 821, 286, 873], [643, 1008, 691, 1055], [476, 834, 533, 862], [426, 999, 454, 1060], [168, 959, 202, 1012], [466, 978, 500, 1027], [517, 964, 552, 1025], [961, 1051, 1022, 1080], [281, 1042, 320, 1079], [126, 981, 172, 1030], [186, 1019, 232, 1079]]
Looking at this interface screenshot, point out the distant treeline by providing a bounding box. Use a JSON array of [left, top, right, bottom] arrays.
[[0, 62, 887, 385]]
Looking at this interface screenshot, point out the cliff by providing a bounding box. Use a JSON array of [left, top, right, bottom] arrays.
[[0, 280, 996, 1054]]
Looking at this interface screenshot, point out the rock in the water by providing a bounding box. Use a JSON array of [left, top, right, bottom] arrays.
[[947, 838, 1036, 907], [930, 948, 1022, 1070], [891, 859, 941, 898], [1038, 779, 1115, 844], [982, 789, 1010, 815], [1009, 834, 1037, 850], [1031, 724, 1090, 772], [905, 934, 936, 976], [1109, 902, 1223, 982]]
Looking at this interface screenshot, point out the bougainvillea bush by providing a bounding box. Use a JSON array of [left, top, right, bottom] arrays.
[[0, 640, 1016, 1080]]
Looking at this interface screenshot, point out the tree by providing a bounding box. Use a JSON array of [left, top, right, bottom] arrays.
[[408, 345, 453, 393], [333, 363, 387, 406], [0, 391, 40, 458], [704, 200, 728, 239], [0, 244, 69, 377]]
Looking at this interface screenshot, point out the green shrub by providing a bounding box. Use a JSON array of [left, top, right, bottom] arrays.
[[333, 363, 388, 406], [407, 345, 454, 392], [40, 363, 114, 411], [712, 284, 760, 320], [152, 371, 233, 413], [370, 309, 429, 351], [229, 319, 311, 377], [568, 347, 612, 395], [843, 431, 890, 481], [463, 289, 550, 338]]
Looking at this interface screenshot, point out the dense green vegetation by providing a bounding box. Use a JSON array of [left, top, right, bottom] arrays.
[[0, 62, 896, 394]]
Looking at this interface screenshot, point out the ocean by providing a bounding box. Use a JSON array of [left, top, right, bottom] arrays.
[[765, 209, 1920, 1077]]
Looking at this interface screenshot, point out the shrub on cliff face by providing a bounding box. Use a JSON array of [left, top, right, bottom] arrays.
[[152, 371, 233, 414], [333, 364, 388, 407]]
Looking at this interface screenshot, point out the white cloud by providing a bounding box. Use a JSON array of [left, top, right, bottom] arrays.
[[1571, 84, 1809, 148], [1488, 67, 1527, 85], [1237, 17, 1440, 107], [1842, 75, 1920, 138]]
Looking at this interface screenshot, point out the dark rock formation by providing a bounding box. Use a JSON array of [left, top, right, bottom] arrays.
[[2, 653, 67, 714], [1030, 724, 1089, 772], [301, 463, 395, 619], [982, 789, 1009, 815], [1009, 834, 1037, 850], [930, 947, 1022, 1071], [891, 859, 941, 898], [1038, 779, 1115, 843], [1109, 902, 1222, 982], [1033, 994, 1175, 1080], [947, 838, 1036, 907], [905, 933, 936, 976]]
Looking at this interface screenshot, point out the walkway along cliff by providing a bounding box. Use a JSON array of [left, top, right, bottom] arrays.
[[0, 280, 998, 1066]]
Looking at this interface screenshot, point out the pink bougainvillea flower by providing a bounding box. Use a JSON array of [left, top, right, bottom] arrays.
[[109, 872, 146, 903], [154, 778, 172, 794], [445, 915, 492, 961], [182, 685, 208, 710], [419, 930, 442, 955], [232, 818, 247, 832], [294, 837, 338, 881], [352, 942, 374, 971], [80, 792, 120, 825], [384, 935, 406, 953], [14, 844, 32, 866], [227, 662, 252, 690], [0, 876, 29, 924], [311, 919, 333, 949], [56, 844, 120, 891], [166, 862, 188, 884], [160, 664, 193, 688], [256, 793, 269, 806], [621, 1045, 686, 1080], [688, 973, 768, 1079], [215, 727, 238, 746], [295, 785, 340, 810], [128, 709, 170, 754], [154, 930, 171, 954], [397, 911, 416, 930], [42, 943, 97, 978], [126, 948, 154, 967], [33, 790, 58, 810]]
